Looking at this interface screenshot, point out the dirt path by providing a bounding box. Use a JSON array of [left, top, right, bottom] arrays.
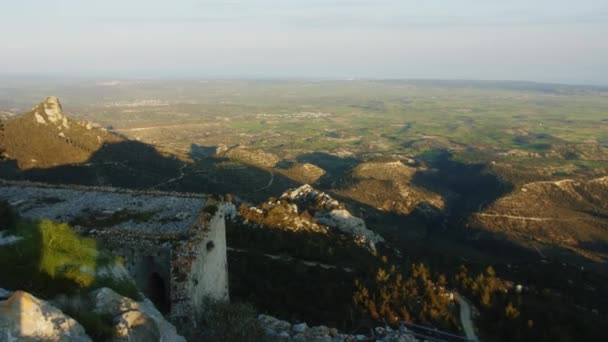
[[150, 164, 187, 189], [455, 293, 479, 342], [475, 213, 575, 222], [228, 247, 353, 273], [254, 170, 274, 192]]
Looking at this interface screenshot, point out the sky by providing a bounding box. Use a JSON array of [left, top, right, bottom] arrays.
[[1, 0, 607, 84]]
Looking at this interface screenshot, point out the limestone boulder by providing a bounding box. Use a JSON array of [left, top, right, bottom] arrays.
[[113, 310, 160, 342], [0, 290, 91, 342], [89, 287, 185, 342]]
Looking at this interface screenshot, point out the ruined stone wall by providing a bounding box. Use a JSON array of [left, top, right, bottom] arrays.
[[0, 179, 230, 323], [186, 204, 229, 311], [169, 203, 230, 323]]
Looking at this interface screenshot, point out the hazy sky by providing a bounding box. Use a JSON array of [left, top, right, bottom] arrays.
[[1, 0, 607, 84]]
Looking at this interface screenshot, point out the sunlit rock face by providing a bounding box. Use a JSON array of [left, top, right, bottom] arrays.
[[0, 291, 91, 342], [32, 96, 69, 128], [43, 96, 64, 123]]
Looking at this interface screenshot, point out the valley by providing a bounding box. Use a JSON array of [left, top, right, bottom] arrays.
[[1, 79, 608, 341]]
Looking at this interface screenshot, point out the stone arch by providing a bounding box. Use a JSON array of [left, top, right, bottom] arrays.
[[129, 254, 171, 314]]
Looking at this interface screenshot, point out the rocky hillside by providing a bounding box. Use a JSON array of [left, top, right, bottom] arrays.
[[222, 145, 280, 168], [0, 96, 121, 169], [470, 176, 608, 262], [281, 184, 384, 247], [0, 288, 185, 342], [335, 160, 444, 215], [0, 210, 185, 342]]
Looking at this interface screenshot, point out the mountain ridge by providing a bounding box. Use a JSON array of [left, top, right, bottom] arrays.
[[0, 96, 122, 169]]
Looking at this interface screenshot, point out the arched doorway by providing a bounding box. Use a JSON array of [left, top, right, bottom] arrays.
[[147, 272, 170, 314]]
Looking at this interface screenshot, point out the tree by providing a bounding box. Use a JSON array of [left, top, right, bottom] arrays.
[[353, 262, 456, 329], [505, 302, 520, 320]]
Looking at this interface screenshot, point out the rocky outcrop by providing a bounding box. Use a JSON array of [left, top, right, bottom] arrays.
[[281, 184, 384, 249], [90, 287, 186, 342], [336, 160, 444, 216], [0, 288, 187, 342], [315, 209, 383, 245], [0, 291, 91, 342], [113, 310, 160, 342], [0, 97, 122, 169], [258, 314, 420, 342], [30, 96, 69, 129]]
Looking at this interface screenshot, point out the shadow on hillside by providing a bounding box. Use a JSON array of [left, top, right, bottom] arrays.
[[296, 152, 358, 187], [0, 140, 300, 202], [410, 150, 513, 224], [226, 217, 379, 332], [0, 140, 182, 188]]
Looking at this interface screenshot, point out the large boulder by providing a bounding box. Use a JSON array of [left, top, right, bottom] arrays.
[[113, 310, 160, 342], [0, 291, 91, 342], [89, 288, 185, 342]]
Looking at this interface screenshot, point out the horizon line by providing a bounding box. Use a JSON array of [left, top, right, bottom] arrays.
[[1, 72, 607, 88]]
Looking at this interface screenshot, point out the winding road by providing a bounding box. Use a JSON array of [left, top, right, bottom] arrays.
[[455, 294, 479, 342], [254, 170, 274, 192]]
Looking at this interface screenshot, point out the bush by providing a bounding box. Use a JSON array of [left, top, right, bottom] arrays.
[[0, 219, 138, 300], [0, 200, 17, 230], [68, 310, 115, 342], [54, 294, 116, 342], [182, 300, 266, 342]]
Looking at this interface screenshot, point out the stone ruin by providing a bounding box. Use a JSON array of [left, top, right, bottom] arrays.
[[0, 180, 229, 324]]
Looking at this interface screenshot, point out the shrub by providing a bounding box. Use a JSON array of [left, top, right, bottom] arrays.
[[183, 300, 265, 342], [0, 219, 138, 300], [505, 302, 520, 320], [38, 219, 100, 287], [54, 294, 116, 341], [68, 310, 115, 342]]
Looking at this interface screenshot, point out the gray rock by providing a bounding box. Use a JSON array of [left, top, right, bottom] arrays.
[[292, 322, 308, 333], [0, 291, 91, 342], [264, 327, 277, 336], [310, 325, 331, 336], [258, 314, 280, 327], [273, 320, 292, 333], [90, 287, 139, 315], [113, 310, 160, 342], [90, 287, 185, 342], [278, 331, 291, 340], [293, 333, 308, 342]]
